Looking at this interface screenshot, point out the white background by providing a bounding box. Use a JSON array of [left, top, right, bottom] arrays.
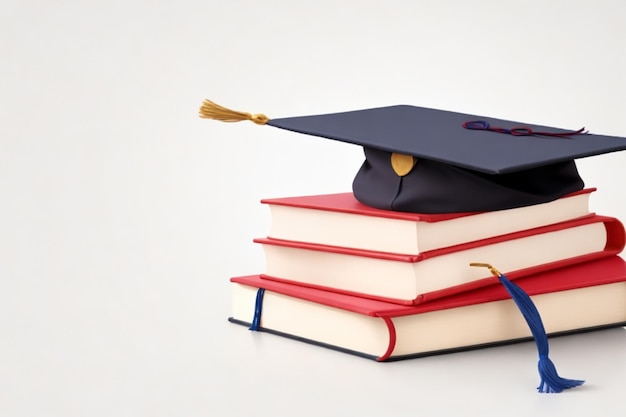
[[2, 1, 626, 416]]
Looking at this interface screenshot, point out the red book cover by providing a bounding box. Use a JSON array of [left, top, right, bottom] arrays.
[[261, 189, 596, 255], [255, 214, 625, 305], [261, 188, 595, 223], [230, 256, 626, 361]]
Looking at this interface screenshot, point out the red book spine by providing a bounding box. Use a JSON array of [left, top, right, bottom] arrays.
[[379, 317, 396, 362]]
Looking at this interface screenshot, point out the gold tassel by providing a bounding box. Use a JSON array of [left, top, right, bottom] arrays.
[[198, 99, 269, 125]]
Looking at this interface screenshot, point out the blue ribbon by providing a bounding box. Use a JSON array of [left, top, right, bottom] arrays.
[[249, 288, 265, 331]]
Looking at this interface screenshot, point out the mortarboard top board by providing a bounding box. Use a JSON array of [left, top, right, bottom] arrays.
[[199, 100, 626, 214]]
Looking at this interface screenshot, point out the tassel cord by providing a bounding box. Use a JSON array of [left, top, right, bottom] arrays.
[[498, 275, 549, 357], [462, 120, 587, 138], [497, 273, 584, 393]]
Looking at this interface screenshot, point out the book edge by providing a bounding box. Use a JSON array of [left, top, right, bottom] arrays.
[[228, 317, 626, 362]]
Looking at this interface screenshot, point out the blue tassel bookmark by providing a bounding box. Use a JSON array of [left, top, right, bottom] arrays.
[[471, 263, 585, 393], [249, 288, 265, 331]]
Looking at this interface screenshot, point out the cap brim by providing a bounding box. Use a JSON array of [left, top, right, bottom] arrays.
[[267, 105, 626, 174]]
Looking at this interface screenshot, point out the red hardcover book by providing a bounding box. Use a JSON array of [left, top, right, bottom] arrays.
[[230, 256, 626, 361], [261, 188, 595, 255], [255, 215, 625, 305]]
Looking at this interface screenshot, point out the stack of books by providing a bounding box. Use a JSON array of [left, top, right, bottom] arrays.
[[229, 188, 626, 361]]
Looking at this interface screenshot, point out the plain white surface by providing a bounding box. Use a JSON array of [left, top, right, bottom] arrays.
[[2, 1, 626, 416]]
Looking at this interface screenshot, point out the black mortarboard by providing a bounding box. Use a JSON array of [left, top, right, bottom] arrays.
[[199, 100, 626, 213]]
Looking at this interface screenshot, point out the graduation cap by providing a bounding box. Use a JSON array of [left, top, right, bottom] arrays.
[[199, 100, 626, 214]]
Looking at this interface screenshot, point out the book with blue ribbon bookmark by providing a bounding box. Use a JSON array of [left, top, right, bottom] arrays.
[[232, 257, 626, 392]]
